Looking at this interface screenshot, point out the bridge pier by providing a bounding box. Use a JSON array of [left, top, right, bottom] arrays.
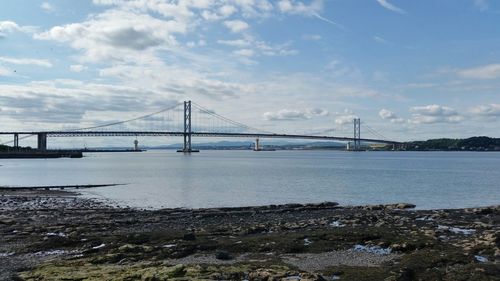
[[254, 138, 260, 151], [37, 133, 47, 151], [177, 100, 199, 153]]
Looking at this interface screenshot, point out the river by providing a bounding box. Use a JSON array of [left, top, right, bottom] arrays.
[[1, 150, 499, 209]]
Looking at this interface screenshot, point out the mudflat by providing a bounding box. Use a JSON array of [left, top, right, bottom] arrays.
[[0, 189, 498, 280]]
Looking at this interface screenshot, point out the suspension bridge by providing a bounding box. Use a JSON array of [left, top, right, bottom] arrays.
[[0, 101, 401, 152]]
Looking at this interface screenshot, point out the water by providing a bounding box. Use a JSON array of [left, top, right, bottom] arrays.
[[1, 150, 499, 209]]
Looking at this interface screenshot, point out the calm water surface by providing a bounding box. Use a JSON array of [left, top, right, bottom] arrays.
[[1, 150, 499, 209]]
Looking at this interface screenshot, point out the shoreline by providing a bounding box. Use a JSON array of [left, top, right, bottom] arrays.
[[1, 189, 498, 280]]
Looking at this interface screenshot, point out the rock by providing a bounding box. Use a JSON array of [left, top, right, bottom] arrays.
[[491, 248, 500, 263], [248, 269, 272, 280], [317, 201, 339, 208], [364, 205, 384, 210], [301, 273, 327, 281], [390, 242, 415, 252], [215, 250, 232, 260], [399, 203, 416, 209], [469, 207, 494, 215], [481, 233, 497, 246], [396, 267, 415, 281], [182, 232, 196, 241], [470, 221, 491, 229], [0, 218, 15, 225]]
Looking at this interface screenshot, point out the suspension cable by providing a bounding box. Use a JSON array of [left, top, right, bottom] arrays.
[[191, 102, 276, 135], [68, 102, 184, 131], [362, 122, 389, 140]]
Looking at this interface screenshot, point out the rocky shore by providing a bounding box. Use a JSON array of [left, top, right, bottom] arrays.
[[0, 190, 498, 280]]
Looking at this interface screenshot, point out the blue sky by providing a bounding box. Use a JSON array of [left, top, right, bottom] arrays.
[[0, 0, 499, 147]]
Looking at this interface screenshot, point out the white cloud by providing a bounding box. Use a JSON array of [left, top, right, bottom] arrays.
[[375, 0, 406, 14], [457, 63, 500, 79], [219, 5, 237, 16], [217, 39, 250, 47], [263, 107, 329, 121], [0, 80, 180, 128], [410, 115, 464, 124], [379, 108, 396, 119], [97, 63, 255, 100], [0, 57, 52, 67], [186, 39, 206, 48], [254, 40, 297, 56], [334, 109, 357, 125], [379, 109, 405, 123], [223, 20, 249, 33], [411, 104, 457, 116], [275, 1, 338, 27], [41, 2, 55, 12], [0, 21, 35, 37], [469, 103, 500, 117], [234, 49, 254, 57], [264, 109, 307, 121], [69, 64, 87, 72], [35, 9, 187, 63], [202, 5, 237, 21], [409, 104, 463, 124], [220, 36, 297, 60], [0, 21, 21, 34], [277, 0, 323, 16], [0, 66, 12, 76]]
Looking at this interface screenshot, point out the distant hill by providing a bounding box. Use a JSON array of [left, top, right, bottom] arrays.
[[147, 140, 345, 150], [405, 136, 500, 151]]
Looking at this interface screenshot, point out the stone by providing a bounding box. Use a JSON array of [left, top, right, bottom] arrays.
[[215, 250, 232, 260], [182, 232, 196, 241]]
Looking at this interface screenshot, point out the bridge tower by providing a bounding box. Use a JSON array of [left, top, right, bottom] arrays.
[[13, 133, 19, 149], [353, 118, 361, 151], [177, 100, 199, 153]]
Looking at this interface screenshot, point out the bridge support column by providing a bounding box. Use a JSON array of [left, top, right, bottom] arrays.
[[13, 133, 19, 149], [37, 133, 47, 151], [177, 100, 199, 153]]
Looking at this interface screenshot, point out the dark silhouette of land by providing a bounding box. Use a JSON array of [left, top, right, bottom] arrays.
[[404, 136, 500, 151]]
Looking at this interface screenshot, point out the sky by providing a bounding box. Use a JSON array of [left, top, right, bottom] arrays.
[[0, 0, 499, 147]]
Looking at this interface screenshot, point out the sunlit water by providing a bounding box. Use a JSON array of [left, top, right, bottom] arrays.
[[1, 150, 499, 209]]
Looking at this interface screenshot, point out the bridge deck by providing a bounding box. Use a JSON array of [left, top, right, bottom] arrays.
[[0, 131, 400, 144]]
